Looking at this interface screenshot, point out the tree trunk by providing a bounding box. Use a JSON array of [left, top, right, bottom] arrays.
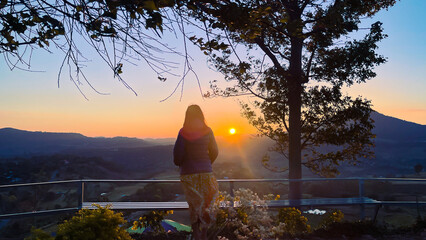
[[288, 81, 302, 201], [288, 5, 303, 201], [288, 69, 302, 201]]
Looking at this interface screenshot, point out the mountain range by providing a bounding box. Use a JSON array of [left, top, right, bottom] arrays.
[[0, 111, 425, 182]]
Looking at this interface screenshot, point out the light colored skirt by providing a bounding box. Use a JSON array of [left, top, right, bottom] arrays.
[[180, 172, 219, 228]]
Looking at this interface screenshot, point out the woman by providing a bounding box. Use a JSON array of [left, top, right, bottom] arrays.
[[174, 105, 219, 240]]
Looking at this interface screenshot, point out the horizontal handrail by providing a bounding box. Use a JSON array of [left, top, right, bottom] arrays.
[[0, 179, 81, 188], [0, 208, 79, 219], [1, 177, 426, 188], [1, 177, 425, 220]]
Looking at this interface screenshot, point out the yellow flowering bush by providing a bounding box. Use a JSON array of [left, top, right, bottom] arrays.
[[25, 227, 54, 240], [56, 204, 132, 240], [273, 207, 311, 237], [318, 210, 344, 229], [25, 205, 131, 240], [132, 210, 173, 234]]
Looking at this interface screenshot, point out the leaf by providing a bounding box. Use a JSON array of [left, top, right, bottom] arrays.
[[114, 63, 123, 75], [0, 0, 7, 9], [158, 76, 167, 82], [143, 0, 158, 11]]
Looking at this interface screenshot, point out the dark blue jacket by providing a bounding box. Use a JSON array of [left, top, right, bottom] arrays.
[[173, 128, 218, 175]]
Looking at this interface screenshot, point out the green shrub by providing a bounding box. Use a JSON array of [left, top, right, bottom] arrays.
[[313, 220, 385, 238], [55, 204, 132, 240], [318, 210, 344, 229], [273, 207, 311, 237], [24, 227, 54, 240], [130, 232, 190, 240], [413, 217, 426, 233], [395, 216, 426, 234]]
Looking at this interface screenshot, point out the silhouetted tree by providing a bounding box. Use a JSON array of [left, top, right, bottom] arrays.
[[181, 0, 397, 199], [414, 163, 423, 175]]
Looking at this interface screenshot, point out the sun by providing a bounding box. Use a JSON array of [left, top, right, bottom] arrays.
[[229, 128, 236, 135]]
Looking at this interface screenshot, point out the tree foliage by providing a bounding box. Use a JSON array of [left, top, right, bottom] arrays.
[[180, 0, 396, 179], [0, 0, 188, 96], [25, 227, 55, 240], [414, 163, 423, 174]]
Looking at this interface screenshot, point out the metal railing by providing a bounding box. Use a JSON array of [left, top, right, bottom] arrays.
[[1, 177, 425, 219]]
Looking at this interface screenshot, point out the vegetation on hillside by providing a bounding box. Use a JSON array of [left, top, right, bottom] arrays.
[[0, 154, 125, 184]]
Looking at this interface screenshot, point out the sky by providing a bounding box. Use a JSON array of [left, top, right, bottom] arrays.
[[0, 0, 425, 138]]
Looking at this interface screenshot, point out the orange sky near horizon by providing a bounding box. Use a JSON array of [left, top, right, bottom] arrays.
[[0, 78, 257, 138], [1, 80, 424, 139]]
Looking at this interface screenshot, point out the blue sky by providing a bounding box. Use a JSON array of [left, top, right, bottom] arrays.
[[344, 0, 426, 122]]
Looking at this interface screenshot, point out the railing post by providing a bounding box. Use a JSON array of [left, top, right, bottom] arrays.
[[289, 179, 302, 208], [416, 195, 421, 219], [34, 185, 38, 212], [78, 180, 85, 209], [358, 178, 365, 220], [229, 181, 235, 207], [33, 185, 38, 228]]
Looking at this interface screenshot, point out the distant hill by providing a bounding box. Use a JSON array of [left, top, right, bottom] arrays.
[[62, 144, 176, 179], [0, 127, 151, 157], [334, 112, 426, 177], [371, 111, 426, 142], [0, 154, 128, 184]]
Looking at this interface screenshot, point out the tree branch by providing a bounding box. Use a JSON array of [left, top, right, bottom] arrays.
[[255, 36, 288, 78], [303, 46, 316, 83]]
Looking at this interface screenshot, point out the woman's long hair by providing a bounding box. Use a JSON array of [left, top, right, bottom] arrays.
[[183, 105, 208, 132]]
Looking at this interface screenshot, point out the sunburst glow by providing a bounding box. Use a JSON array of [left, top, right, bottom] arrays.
[[229, 128, 236, 135]]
